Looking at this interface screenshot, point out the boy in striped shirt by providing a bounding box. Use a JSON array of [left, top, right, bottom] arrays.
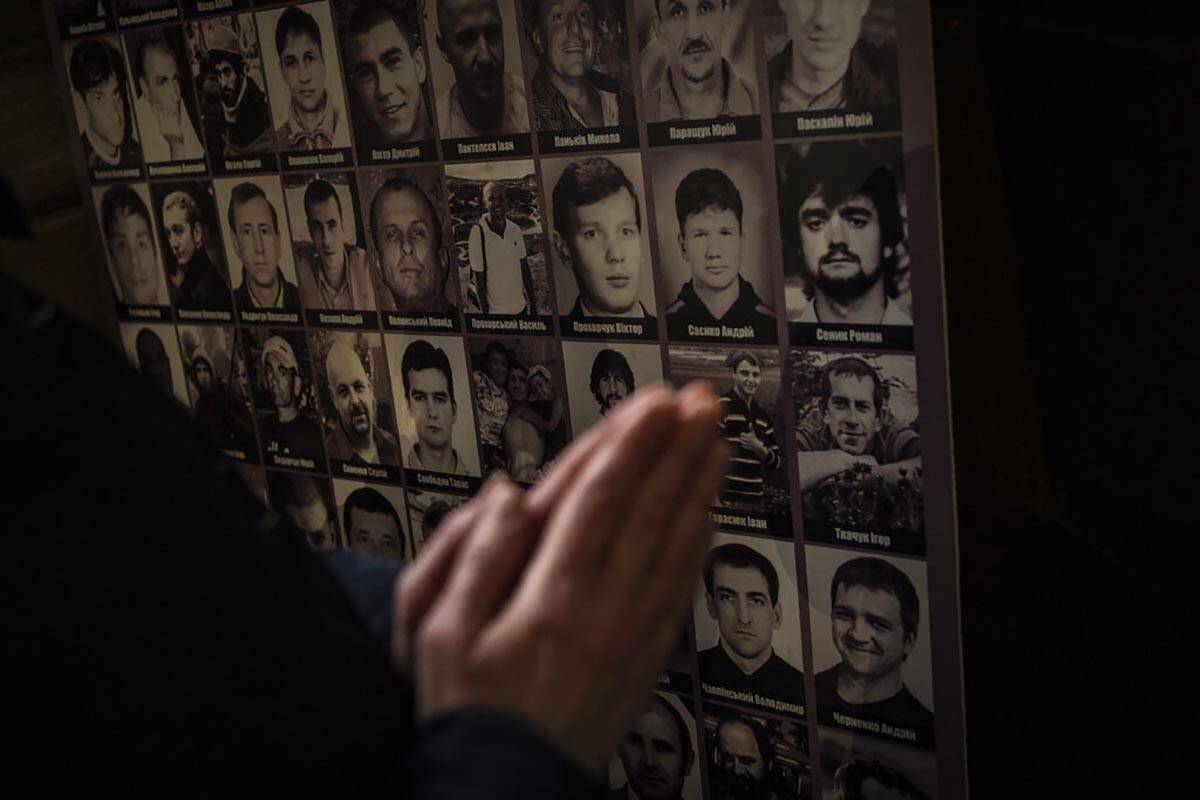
[[717, 350, 781, 512]]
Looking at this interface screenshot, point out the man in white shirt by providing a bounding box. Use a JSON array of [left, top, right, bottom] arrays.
[[468, 181, 534, 315], [434, 0, 530, 138], [131, 33, 203, 164]]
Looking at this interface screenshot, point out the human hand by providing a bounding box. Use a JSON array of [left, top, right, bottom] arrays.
[[403, 384, 729, 774], [739, 431, 767, 458], [151, 97, 184, 144]]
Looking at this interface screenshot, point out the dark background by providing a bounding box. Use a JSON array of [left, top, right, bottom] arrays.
[[3, 0, 1197, 795]]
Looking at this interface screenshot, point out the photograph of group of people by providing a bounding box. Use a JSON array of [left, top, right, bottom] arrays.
[[62, 1, 948, 796]]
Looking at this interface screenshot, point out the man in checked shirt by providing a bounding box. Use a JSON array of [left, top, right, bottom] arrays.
[[717, 349, 781, 512]]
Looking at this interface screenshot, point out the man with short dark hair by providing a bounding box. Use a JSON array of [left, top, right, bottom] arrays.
[[268, 472, 339, 550], [665, 168, 775, 340], [552, 157, 655, 323], [343, 1, 434, 146], [646, 0, 756, 121], [205, 26, 274, 155], [161, 188, 231, 310], [525, 0, 635, 131], [101, 184, 162, 306], [590, 348, 634, 415], [795, 356, 920, 491], [369, 177, 455, 314], [717, 350, 780, 512], [610, 694, 694, 800], [296, 180, 373, 311], [781, 140, 910, 325], [767, 0, 896, 113], [323, 341, 400, 466], [69, 39, 140, 170], [469, 181, 533, 315], [273, 6, 349, 151], [227, 182, 301, 312], [699, 543, 804, 706], [816, 556, 932, 730], [342, 486, 406, 562], [257, 335, 325, 466], [434, 0, 530, 138], [132, 34, 203, 163], [711, 716, 778, 800], [401, 339, 466, 474]]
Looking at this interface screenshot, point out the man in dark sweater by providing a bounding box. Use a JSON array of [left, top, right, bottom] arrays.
[[814, 556, 934, 738], [697, 543, 805, 708], [1, 271, 728, 796]]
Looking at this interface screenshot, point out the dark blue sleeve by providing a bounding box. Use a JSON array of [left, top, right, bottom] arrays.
[[405, 708, 607, 800]]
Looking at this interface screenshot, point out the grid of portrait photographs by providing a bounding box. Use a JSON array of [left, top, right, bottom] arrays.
[[52, 0, 955, 797]]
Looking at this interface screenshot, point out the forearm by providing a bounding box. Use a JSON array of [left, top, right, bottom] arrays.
[[796, 450, 857, 492], [875, 456, 923, 485], [477, 271, 488, 313], [520, 259, 534, 310]]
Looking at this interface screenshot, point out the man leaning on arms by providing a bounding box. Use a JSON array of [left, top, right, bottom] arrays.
[[3, 258, 731, 796]]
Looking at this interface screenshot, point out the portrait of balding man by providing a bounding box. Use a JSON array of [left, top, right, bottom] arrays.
[[322, 340, 401, 467]]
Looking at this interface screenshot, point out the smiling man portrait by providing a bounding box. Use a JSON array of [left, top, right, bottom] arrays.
[[343, 1, 435, 147]]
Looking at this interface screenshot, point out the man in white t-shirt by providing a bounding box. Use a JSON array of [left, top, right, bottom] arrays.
[[468, 181, 534, 315]]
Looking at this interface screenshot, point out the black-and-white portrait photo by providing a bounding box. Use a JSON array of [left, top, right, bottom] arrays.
[[703, 705, 812, 800], [561, 340, 662, 437], [792, 351, 923, 552], [118, 322, 188, 407], [257, 2, 354, 166], [446, 160, 553, 330], [92, 182, 170, 315], [776, 138, 912, 348], [522, 0, 637, 150], [423, 0, 531, 144], [267, 470, 341, 549], [113, 0, 180, 28], [333, 479, 411, 562], [816, 728, 937, 800], [385, 333, 481, 483], [282, 172, 377, 321], [542, 153, 658, 340], [244, 328, 327, 472], [177, 324, 259, 462], [183, 14, 278, 171], [405, 488, 466, 554], [123, 26, 204, 171], [66, 36, 143, 180], [360, 165, 460, 329], [637, 0, 758, 123], [468, 337, 570, 484], [607, 692, 702, 800], [694, 533, 806, 717], [309, 330, 402, 478], [149, 180, 233, 317], [806, 547, 935, 749], [214, 175, 303, 322], [54, 0, 115, 39], [654, 146, 779, 344], [668, 345, 790, 530], [337, 0, 437, 162], [764, 0, 900, 135]]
